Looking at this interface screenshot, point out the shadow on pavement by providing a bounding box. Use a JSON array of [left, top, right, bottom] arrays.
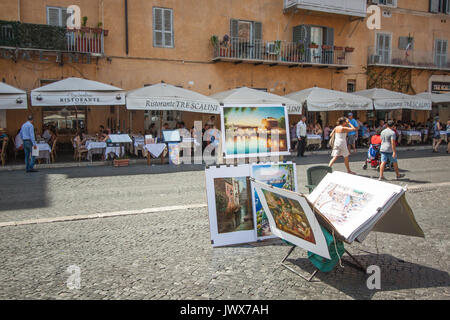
[[285, 252, 450, 300]]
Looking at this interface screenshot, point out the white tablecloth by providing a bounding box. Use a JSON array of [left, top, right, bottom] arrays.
[[105, 146, 124, 159], [402, 131, 421, 136], [144, 144, 166, 158], [109, 134, 132, 143], [85, 141, 107, 150], [35, 143, 51, 163], [133, 137, 145, 147]]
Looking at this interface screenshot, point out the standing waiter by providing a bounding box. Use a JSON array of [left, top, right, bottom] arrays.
[[20, 115, 38, 173], [296, 115, 307, 157]]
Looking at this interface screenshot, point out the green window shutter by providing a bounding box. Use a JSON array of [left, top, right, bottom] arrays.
[[61, 8, 69, 27], [430, 0, 440, 13], [230, 19, 238, 38], [153, 7, 163, 47], [163, 8, 173, 47], [293, 25, 311, 44], [323, 27, 334, 46], [253, 21, 262, 40], [47, 7, 61, 26]]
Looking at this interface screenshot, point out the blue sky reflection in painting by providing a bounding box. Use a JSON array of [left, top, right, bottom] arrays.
[[224, 107, 285, 128]]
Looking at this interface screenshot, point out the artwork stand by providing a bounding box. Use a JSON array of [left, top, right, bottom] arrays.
[[280, 245, 366, 282]]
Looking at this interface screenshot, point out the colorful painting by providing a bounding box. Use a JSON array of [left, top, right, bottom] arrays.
[[213, 177, 254, 234], [168, 143, 180, 165], [313, 183, 374, 227], [221, 105, 290, 158], [251, 163, 297, 238], [262, 189, 316, 244]]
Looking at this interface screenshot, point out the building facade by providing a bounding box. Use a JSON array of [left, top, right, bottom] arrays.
[[0, 0, 448, 140]]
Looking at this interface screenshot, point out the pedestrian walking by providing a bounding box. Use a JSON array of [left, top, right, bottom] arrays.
[[296, 116, 307, 157], [328, 117, 356, 174], [19, 115, 38, 173], [446, 119, 450, 154], [432, 116, 442, 152], [379, 120, 405, 181], [346, 112, 359, 154]]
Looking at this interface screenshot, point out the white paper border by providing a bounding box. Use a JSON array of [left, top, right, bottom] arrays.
[[205, 164, 256, 247], [253, 180, 331, 259], [220, 104, 291, 159]]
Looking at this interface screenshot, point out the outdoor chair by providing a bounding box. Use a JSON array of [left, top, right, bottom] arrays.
[[50, 138, 58, 163], [75, 145, 88, 162], [305, 165, 332, 193], [1, 137, 8, 166]]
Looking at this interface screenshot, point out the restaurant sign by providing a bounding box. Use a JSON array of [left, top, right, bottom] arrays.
[[431, 82, 450, 94], [31, 91, 125, 106], [126, 97, 221, 114]]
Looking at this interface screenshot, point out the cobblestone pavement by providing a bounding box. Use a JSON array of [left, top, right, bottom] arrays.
[[0, 150, 449, 299]]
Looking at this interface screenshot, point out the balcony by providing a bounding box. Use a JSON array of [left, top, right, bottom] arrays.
[[0, 20, 106, 55], [284, 0, 367, 18], [212, 37, 354, 69], [367, 47, 450, 71]]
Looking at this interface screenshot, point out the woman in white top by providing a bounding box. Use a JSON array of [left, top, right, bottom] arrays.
[[328, 117, 357, 174]]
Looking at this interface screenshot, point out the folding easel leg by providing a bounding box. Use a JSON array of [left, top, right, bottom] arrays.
[[280, 246, 319, 282], [344, 249, 366, 272]]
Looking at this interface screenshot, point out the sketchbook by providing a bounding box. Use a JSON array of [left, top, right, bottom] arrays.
[[307, 171, 424, 243]]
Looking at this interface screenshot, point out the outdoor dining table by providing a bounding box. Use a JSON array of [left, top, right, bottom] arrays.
[[85, 141, 107, 161], [440, 131, 448, 143], [144, 143, 167, 165], [105, 146, 124, 160], [132, 136, 145, 156], [401, 130, 421, 145], [306, 134, 322, 149], [35, 142, 51, 164]]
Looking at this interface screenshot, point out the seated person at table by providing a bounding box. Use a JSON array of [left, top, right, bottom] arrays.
[[149, 123, 158, 138], [0, 128, 8, 143], [101, 130, 112, 143], [42, 125, 52, 143], [74, 130, 87, 149], [48, 127, 57, 146], [313, 123, 323, 136], [360, 123, 370, 146], [15, 129, 24, 150]]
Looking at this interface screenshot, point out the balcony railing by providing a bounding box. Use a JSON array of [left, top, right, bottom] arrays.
[[368, 46, 450, 71], [0, 20, 105, 55], [213, 37, 353, 68]]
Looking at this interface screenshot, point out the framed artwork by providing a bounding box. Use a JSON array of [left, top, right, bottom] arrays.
[[253, 180, 330, 259], [220, 105, 290, 159], [205, 165, 256, 247], [251, 162, 298, 240]]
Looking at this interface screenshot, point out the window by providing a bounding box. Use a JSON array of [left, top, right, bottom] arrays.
[[434, 39, 448, 68], [371, 0, 397, 8], [347, 80, 356, 93], [430, 0, 450, 13], [293, 24, 334, 63], [153, 7, 173, 48], [230, 19, 262, 59], [376, 33, 391, 64], [47, 6, 69, 27]]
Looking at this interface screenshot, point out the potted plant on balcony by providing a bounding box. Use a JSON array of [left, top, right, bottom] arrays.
[[322, 44, 332, 50], [309, 42, 319, 49], [334, 46, 343, 51], [345, 46, 355, 52], [210, 34, 219, 56], [220, 34, 230, 56], [93, 22, 103, 34], [80, 16, 89, 33]]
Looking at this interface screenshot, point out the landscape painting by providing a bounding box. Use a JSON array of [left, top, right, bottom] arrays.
[[251, 163, 297, 238], [221, 105, 289, 158]]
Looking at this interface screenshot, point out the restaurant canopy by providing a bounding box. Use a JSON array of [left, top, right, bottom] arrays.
[[354, 88, 431, 111], [31, 77, 125, 106], [416, 92, 450, 104], [285, 87, 373, 112], [126, 82, 220, 114], [210, 87, 302, 114], [0, 82, 28, 109]]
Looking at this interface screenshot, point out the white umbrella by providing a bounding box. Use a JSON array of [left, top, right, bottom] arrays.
[[416, 92, 450, 104], [126, 82, 220, 114], [0, 82, 28, 109], [31, 77, 125, 106], [210, 87, 302, 114], [285, 87, 373, 112], [354, 88, 431, 110]]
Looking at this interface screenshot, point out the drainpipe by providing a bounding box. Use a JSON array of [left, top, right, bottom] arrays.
[[125, 0, 129, 55], [18, 0, 21, 20]]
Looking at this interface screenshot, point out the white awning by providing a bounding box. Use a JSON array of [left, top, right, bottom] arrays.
[[285, 87, 373, 112], [31, 77, 125, 106], [126, 83, 220, 114], [0, 82, 28, 110], [416, 92, 450, 104], [210, 87, 302, 114], [354, 88, 431, 110]]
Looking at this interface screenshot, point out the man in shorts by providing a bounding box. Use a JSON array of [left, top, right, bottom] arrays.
[[346, 112, 359, 154], [379, 120, 405, 181]]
